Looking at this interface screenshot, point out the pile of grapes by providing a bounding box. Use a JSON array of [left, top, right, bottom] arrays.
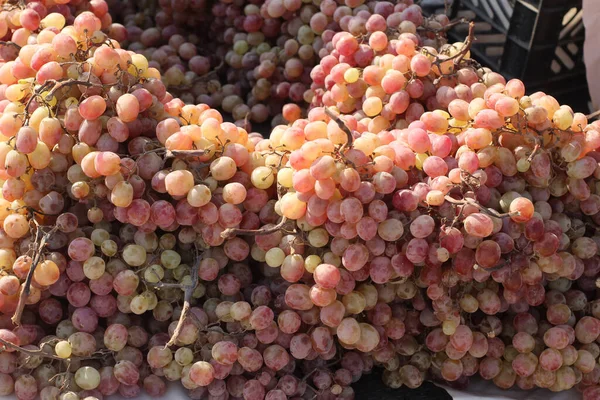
[[0, 0, 598, 400], [112, 0, 438, 129]]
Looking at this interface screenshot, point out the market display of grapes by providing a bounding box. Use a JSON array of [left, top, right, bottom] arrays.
[[0, 0, 598, 399]]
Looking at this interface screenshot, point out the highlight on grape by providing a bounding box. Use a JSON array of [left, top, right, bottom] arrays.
[[0, 0, 597, 400]]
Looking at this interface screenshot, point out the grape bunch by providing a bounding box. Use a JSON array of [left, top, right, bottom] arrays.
[[0, 1, 597, 400], [113, 0, 438, 130]]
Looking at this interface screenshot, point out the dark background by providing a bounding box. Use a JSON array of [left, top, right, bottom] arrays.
[[422, 0, 591, 113], [353, 369, 454, 399]]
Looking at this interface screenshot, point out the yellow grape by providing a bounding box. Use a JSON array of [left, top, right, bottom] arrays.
[[33, 260, 60, 286], [55, 341, 72, 358], [265, 248, 285, 267]]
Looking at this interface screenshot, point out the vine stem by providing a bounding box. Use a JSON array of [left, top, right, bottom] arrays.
[[323, 107, 353, 151], [222, 182, 290, 239], [301, 360, 341, 383], [444, 195, 516, 219], [527, 139, 541, 163], [165, 149, 210, 158], [0, 338, 64, 361], [586, 109, 600, 120], [12, 225, 59, 326], [0, 41, 21, 50], [43, 78, 118, 101], [453, 21, 476, 68], [164, 251, 201, 349], [419, 17, 468, 34], [0, 337, 105, 362], [221, 217, 288, 239]]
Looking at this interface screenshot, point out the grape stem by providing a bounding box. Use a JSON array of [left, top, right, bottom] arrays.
[[164, 249, 201, 349], [11, 224, 59, 326], [23, 80, 55, 124], [0, 337, 106, 362], [443, 195, 516, 219], [220, 216, 289, 239], [147, 281, 186, 289], [0, 41, 21, 50], [419, 17, 468, 35], [0, 337, 66, 361], [477, 259, 511, 272], [301, 360, 341, 383], [425, 20, 475, 74], [166, 149, 210, 158], [586, 109, 600, 121], [453, 21, 475, 68], [449, 202, 465, 229], [527, 138, 542, 163], [221, 183, 290, 239], [305, 383, 322, 399], [42, 78, 119, 102], [324, 107, 353, 151]]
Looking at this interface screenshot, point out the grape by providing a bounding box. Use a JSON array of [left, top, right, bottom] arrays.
[[104, 324, 128, 352], [114, 360, 140, 386], [0, 373, 14, 396], [512, 332, 535, 354], [238, 347, 263, 372], [476, 289, 502, 315], [212, 341, 238, 365], [544, 327, 570, 350], [278, 310, 301, 334], [285, 284, 313, 311], [314, 264, 341, 288], [512, 353, 538, 377], [15, 375, 37, 400], [0, 3, 595, 398], [494, 363, 516, 389], [463, 213, 494, 237], [263, 345, 290, 371], [4, 214, 29, 239], [450, 325, 473, 352], [265, 248, 285, 267], [147, 346, 173, 369], [33, 260, 60, 286], [574, 350, 596, 374], [79, 96, 107, 120], [68, 238, 95, 262], [337, 317, 361, 345], [509, 197, 534, 223], [441, 359, 463, 381], [74, 367, 100, 390], [475, 240, 501, 269], [143, 375, 167, 397], [165, 170, 195, 197], [243, 379, 265, 400], [575, 316, 600, 343], [71, 307, 98, 333]]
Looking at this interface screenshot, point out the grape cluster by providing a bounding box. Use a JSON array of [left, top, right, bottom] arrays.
[[0, 1, 598, 400], [113, 0, 437, 130]]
